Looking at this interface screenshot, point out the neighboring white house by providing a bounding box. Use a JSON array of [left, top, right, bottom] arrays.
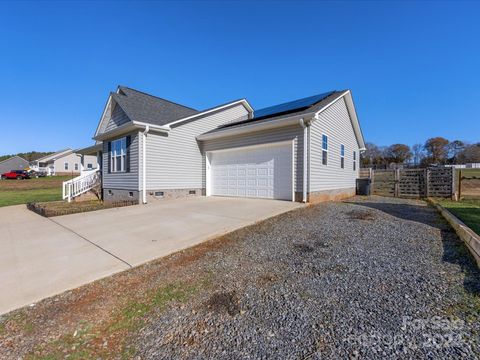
[[76, 86, 365, 204], [0, 156, 29, 174], [31, 149, 98, 176]]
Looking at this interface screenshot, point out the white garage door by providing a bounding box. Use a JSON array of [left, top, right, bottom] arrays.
[[209, 141, 293, 200]]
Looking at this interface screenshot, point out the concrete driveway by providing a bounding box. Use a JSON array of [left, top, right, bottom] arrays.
[[0, 197, 302, 315]]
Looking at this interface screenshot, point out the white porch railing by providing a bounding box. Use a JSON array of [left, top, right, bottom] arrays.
[[62, 169, 101, 202]]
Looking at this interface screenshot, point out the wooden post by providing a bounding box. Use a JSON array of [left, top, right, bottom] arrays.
[[395, 169, 400, 197], [458, 169, 462, 201], [425, 168, 429, 198]]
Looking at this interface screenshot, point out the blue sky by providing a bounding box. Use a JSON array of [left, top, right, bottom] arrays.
[[0, 1, 478, 154]]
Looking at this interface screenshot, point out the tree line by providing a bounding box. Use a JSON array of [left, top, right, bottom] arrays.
[[0, 151, 54, 163], [361, 137, 480, 168]]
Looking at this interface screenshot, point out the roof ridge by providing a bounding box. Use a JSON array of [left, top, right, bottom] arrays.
[[35, 149, 73, 162], [255, 91, 336, 112], [118, 86, 198, 112]]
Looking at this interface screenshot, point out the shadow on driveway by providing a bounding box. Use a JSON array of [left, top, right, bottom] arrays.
[[347, 199, 480, 296]]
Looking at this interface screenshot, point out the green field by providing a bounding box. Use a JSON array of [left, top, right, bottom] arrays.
[[0, 176, 72, 207], [441, 199, 480, 235]]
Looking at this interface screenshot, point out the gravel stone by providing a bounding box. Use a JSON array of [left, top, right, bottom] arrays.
[[135, 196, 480, 359]]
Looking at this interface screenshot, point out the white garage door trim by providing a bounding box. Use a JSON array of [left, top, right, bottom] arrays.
[[206, 140, 295, 201]]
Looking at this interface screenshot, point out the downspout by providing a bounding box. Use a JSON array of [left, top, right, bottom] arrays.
[[300, 118, 309, 203], [142, 125, 150, 204]]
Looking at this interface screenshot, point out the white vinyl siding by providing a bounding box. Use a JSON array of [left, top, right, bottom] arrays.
[[310, 97, 360, 191], [202, 125, 304, 192], [103, 132, 139, 190], [143, 104, 249, 190]]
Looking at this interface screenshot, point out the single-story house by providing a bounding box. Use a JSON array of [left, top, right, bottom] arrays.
[[78, 86, 365, 204], [0, 156, 29, 174], [31, 149, 98, 176]]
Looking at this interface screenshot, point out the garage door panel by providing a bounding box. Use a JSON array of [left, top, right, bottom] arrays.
[[210, 142, 292, 201]]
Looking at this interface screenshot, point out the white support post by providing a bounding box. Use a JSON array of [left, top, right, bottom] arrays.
[[142, 125, 150, 204]]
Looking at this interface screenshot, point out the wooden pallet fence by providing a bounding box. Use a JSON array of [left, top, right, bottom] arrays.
[[361, 167, 454, 199]]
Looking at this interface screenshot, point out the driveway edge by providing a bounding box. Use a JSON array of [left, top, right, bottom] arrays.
[[428, 198, 480, 268]]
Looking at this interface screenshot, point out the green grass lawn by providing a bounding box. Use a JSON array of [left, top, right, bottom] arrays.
[[0, 188, 62, 207], [441, 199, 480, 235], [0, 176, 70, 207]]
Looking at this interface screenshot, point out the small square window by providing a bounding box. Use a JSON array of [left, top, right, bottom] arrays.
[[87, 163, 93, 169], [189, 190, 196, 195], [129, 192, 133, 197], [108, 190, 113, 196], [154, 191, 164, 197]]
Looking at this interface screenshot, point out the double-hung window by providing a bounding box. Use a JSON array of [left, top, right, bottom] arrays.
[[353, 150, 357, 171], [322, 134, 328, 165], [64, 162, 69, 170], [340, 144, 345, 169], [110, 137, 127, 173]]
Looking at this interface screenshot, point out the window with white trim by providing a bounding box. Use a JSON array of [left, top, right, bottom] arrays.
[[353, 150, 357, 171], [322, 134, 328, 165], [64, 162, 69, 170], [340, 144, 345, 169], [87, 163, 93, 169], [110, 137, 127, 173], [74, 163, 79, 171]]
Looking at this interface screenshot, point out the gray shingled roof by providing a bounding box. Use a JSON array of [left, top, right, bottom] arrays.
[[113, 86, 199, 126], [204, 90, 347, 135]]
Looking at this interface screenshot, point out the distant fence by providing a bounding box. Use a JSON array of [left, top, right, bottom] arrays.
[[360, 167, 455, 199]]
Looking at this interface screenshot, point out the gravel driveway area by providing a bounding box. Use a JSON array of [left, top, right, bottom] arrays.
[[137, 196, 480, 359], [1, 196, 479, 359]]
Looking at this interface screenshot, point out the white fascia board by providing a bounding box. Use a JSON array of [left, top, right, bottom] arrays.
[[94, 94, 113, 138], [93, 121, 169, 141], [342, 91, 366, 150], [165, 99, 253, 128], [196, 113, 314, 141]]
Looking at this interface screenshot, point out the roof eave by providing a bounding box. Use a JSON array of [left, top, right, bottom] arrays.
[[197, 112, 314, 141], [93, 121, 170, 141], [165, 99, 253, 128]]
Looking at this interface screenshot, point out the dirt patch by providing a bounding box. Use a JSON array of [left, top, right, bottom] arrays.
[[205, 291, 240, 316], [256, 272, 280, 286], [346, 209, 376, 221], [293, 243, 315, 253]]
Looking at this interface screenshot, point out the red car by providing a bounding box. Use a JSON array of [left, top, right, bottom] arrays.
[[1, 170, 31, 180]]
